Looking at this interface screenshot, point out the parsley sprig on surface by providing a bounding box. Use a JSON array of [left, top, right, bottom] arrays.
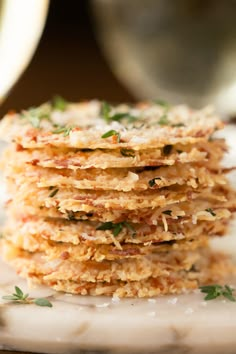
[[96, 222, 136, 237], [2, 286, 53, 307], [200, 284, 236, 302], [101, 102, 137, 123]]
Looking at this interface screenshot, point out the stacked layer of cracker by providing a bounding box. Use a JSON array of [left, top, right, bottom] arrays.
[[0, 100, 235, 297]]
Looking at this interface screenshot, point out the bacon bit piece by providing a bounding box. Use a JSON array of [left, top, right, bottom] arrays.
[[92, 262, 109, 271], [7, 110, 16, 116], [112, 135, 118, 144], [187, 191, 193, 200], [5, 199, 12, 206], [49, 281, 57, 286], [110, 248, 141, 256], [28, 272, 41, 279], [136, 101, 149, 109], [74, 194, 96, 201], [60, 251, 70, 260], [15, 144, 24, 151], [72, 162, 82, 167], [220, 167, 236, 174], [75, 285, 90, 294], [30, 159, 39, 166], [21, 216, 32, 223], [229, 207, 236, 212], [51, 160, 69, 168], [147, 161, 165, 166], [25, 129, 37, 141], [196, 132, 204, 137], [150, 277, 163, 288], [41, 231, 51, 239]]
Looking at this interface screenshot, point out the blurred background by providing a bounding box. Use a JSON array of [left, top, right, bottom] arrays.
[[0, 0, 133, 116], [1, 0, 236, 117]]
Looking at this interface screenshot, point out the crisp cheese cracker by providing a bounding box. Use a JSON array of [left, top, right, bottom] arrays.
[[7, 193, 234, 224], [0, 101, 223, 150], [5, 163, 227, 192], [3, 216, 229, 246], [1, 242, 233, 297], [0, 242, 201, 282], [0, 99, 234, 298], [6, 182, 228, 213], [1, 138, 226, 170], [2, 235, 208, 262]]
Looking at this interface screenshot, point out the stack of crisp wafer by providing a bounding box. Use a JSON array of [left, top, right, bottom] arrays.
[[0, 99, 235, 297]]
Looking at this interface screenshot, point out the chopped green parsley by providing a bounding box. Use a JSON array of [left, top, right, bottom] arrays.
[[205, 208, 216, 217], [101, 129, 121, 143], [51, 95, 68, 111], [96, 222, 136, 237], [162, 210, 172, 216], [163, 145, 173, 155], [120, 148, 135, 157], [148, 177, 161, 187], [101, 101, 137, 123], [48, 188, 59, 198], [52, 126, 74, 137]]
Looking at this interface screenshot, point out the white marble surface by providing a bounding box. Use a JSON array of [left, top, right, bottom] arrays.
[[0, 125, 235, 354]]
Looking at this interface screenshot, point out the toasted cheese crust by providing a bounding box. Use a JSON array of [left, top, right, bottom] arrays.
[[1, 241, 233, 297], [3, 216, 229, 246], [0, 99, 234, 298], [0, 101, 223, 150], [1, 138, 226, 170]]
